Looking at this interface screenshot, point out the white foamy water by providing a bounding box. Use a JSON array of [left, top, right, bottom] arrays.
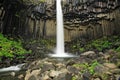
[[49, 0, 76, 57], [0, 64, 24, 72]]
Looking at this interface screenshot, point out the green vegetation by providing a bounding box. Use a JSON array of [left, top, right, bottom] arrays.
[[93, 73, 109, 80], [0, 33, 31, 60], [28, 38, 56, 49], [72, 61, 100, 80], [41, 39, 56, 49], [72, 76, 78, 80], [85, 37, 112, 51], [73, 61, 100, 75], [23, 0, 45, 5], [71, 36, 120, 53]]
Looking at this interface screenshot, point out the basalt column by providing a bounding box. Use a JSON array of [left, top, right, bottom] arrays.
[[1, 0, 120, 41]]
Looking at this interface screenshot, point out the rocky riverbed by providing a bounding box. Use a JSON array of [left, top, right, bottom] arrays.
[[0, 50, 120, 80]]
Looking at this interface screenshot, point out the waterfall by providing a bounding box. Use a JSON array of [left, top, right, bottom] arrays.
[[49, 0, 76, 57], [56, 0, 64, 54]]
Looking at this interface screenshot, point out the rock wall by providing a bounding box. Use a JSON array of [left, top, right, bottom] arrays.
[[64, 9, 120, 41], [0, 0, 120, 41]]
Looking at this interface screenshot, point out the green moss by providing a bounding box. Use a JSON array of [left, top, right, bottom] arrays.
[[72, 76, 77, 80], [101, 73, 109, 80], [93, 73, 109, 80], [116, 61, 120, 67], [73, 61, 100, 75], [23, 0, 45, 5], [40, 39, 56, 49], [0, 33, 31, 59], [79, 47, 85, 52], [70, 35, 120, 53], [26, 38, 56, 50], [116, 47, 120, 52]]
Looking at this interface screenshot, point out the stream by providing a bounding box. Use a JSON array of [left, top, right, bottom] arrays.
[[0, 63, 25, 72]]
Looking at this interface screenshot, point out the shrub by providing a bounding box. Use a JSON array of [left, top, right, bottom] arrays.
[[0, 33, 31, 59]]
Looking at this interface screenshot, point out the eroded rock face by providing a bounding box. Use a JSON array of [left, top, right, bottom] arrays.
[[0, 0, 120, 41], [26, 0, 120, 41], [24, 0, 120, 41]]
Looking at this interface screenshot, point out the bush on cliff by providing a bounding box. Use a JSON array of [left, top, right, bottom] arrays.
[[0, 33, 31, 60]]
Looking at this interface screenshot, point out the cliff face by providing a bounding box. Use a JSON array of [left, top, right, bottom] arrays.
[[0, 0, 120, 41], [63, 0, 120, 41]]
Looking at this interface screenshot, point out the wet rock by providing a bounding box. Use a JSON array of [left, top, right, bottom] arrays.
[[28, 75, 37, 80], [110, 69, 120, 74], [66, 59, 76, 66], [94, 78, 101, 80], [75, 57, 92, 64], [55, 63, 66, 70], [82, 72, 92, 80], [67, 66, 79, 74], [42, 74, 50, 80], [2, 50, 120, 80], [107, 49, 116, 54], [27, 61, 41, 70], [115, 75, 120, 80], [0, 71, 20, 80], [108, 74, 116, 80], [47, 68, 72, 80], [103, 63, 117, 69], [81, 51, 95, 56], [103, 54, 111, 60], [41, 62, 55, 72], [49, 70, 61, 78], [25, 69, 40, 80], [53, 72, 72, 80], [18, 74, 24, 80], [117, 61, 120, 68], [10, 72, 15, 77], [98, 52, 104, 56], [94, 65, 109, 73]]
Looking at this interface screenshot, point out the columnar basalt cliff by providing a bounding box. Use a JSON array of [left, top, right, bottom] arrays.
[[63, 0, 120, 41], [0, 0, 120, 41]]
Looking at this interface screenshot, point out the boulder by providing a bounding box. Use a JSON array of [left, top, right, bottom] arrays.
[[94, 78, 101, 80], [25, 69, 40, 80], [67, 66, 79, 74], [53, 72, 72, 80], [103, 63, 117, 69], [42, 74, 50, 80], [55, 63, 66, 70], [49, 70, 61, 78], [28, 75, 37, 80], [81, 51, 95, 56], [41, 62, 55, 72]]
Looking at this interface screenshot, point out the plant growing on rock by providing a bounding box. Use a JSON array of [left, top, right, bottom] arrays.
[[68, 35, 120, 53], [0, 33, 31, 60], [73, 61, 100, 75], [72, 75, 78, 80], [23, 0, 45, 5]]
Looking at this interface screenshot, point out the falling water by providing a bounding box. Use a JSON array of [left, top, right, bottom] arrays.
[[56, 0, 64, 55], [49, 0, 75, 57]]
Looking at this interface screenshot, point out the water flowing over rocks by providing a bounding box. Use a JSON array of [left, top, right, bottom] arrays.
[[0, 50, 120, 80]]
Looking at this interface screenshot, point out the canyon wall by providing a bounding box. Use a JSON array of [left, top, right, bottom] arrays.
[[0, 0, 120, 41]]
